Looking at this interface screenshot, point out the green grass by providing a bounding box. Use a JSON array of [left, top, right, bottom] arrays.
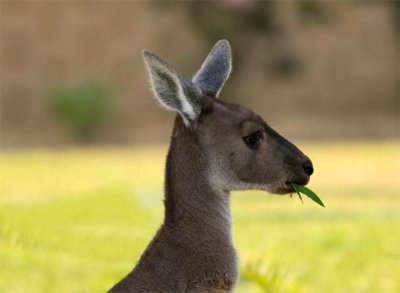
[[291, 183, 325, 207], [0, 142, 399, 292]]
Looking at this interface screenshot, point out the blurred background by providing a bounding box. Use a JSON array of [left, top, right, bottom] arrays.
[[1, 0, 398, 146], [0, 1, 399, 293]]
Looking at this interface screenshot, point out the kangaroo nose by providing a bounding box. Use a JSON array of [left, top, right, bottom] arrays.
[[303, 162, 314, 176]]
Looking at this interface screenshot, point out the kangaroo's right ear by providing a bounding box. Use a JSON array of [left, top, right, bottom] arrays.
[[142, 51, 202, 127], [193, 39, 232, 97]]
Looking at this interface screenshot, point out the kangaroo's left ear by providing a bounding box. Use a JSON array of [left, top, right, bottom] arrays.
[[143, 51, 202, 127], [192, 39, 232, 97]]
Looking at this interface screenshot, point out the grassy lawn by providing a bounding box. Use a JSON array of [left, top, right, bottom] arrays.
[[0, 142, 399, 292]]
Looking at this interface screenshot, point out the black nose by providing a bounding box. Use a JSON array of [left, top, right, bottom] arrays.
[[303, 162, 314, 176]]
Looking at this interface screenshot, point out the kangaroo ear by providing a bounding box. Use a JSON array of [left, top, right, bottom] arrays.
[[142, 51, 202, 127], [192, 39, 232, 97]]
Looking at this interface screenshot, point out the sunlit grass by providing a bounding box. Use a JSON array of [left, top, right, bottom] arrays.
[[0, 141, 399, 292]]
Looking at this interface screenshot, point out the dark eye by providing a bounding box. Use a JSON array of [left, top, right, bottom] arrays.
[[243, 130, 264, 150]]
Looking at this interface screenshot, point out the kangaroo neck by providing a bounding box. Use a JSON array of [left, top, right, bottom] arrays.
[[163, 124, 233, 242]]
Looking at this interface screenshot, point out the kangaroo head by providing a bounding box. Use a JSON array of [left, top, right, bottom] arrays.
[[143, 40, 313, 195]]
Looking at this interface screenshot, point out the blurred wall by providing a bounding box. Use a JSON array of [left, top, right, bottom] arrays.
[[0, 1, 398, 147]]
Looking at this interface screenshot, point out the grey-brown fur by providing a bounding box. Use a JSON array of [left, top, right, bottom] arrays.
[[109, 40, 313, 293]]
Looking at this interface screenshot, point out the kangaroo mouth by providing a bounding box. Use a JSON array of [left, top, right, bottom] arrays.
[[286, 176, 310, 187], [273, 181, 296, 194], [280, 179, 307, 194]]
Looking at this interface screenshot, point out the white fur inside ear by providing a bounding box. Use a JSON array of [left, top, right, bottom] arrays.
[[143, 51, 199, 126], [144, 59, 175, 112], [176, 85, 197, 126]]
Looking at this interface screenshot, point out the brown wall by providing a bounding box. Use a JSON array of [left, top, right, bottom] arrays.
[[1, 1, 398, 147]]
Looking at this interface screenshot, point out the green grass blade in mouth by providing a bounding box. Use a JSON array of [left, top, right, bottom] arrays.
[[292, 184, 303, 203], [292, 183, 325, 207]]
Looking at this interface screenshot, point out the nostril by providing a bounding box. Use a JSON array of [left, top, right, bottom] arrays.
[[303, 163, 314, 176]]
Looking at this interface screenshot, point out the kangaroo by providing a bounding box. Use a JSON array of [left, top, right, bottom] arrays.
[[109, 40, 313, 293]]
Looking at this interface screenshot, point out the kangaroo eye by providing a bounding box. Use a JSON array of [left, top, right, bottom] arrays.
[[243, 130, 264, 150]]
